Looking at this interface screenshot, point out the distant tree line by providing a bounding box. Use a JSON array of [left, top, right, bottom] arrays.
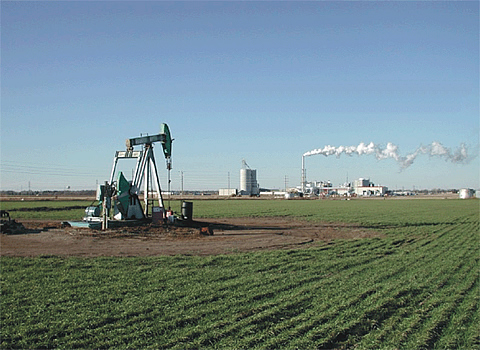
[[1, 190, 96, 197]]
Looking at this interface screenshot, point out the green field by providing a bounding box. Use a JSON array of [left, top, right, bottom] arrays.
[[1, 199, 479, 349], [0, 200, 94, 220]]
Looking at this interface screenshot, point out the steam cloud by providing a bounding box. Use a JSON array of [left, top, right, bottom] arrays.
[[303, 142, 472, 169]]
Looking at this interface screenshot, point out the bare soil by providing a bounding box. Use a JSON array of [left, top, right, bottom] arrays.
[[0, 217, 382, 257]]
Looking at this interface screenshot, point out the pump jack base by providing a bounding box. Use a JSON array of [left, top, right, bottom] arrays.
[[65, 218, 151, 230]]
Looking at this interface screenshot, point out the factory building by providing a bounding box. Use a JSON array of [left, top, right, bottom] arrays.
[[299, 178, 387, 197], [352, 178, 388, 197], [353, 178, 370, 188], [218, 188, 238, 196]]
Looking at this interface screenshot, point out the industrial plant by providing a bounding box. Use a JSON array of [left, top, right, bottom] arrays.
[[217, 159, 391, 198], [298, 178, 387, 197]]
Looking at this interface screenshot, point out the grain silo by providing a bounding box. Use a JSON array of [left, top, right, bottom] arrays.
[[240, 160, 259, 196]]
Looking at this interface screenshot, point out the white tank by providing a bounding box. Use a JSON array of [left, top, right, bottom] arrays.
[[240, 168, 259, 195], [240, 168, 248, 193], [459, 188, 474, 199]]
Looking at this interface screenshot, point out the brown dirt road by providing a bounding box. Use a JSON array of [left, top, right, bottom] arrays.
[[1, 217, 381, 257]]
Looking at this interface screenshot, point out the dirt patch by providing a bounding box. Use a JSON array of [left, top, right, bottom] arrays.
[[0, 217, 382, 257]]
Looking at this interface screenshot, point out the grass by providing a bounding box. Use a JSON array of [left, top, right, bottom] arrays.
[[0, 200, 93, 220], [1, 198, 479, 349]]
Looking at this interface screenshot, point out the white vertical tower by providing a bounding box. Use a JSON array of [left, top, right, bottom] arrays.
[[301, 155, 306, 193], [240, 160, 259, 196]]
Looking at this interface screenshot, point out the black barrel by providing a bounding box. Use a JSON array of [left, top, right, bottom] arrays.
[[181, 201, 193, 221]]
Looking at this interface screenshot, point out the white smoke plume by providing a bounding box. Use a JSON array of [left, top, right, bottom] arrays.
[[303, 142, 472, 169]]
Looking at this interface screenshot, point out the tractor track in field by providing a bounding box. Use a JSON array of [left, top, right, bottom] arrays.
[[0, 217, 382, 257]]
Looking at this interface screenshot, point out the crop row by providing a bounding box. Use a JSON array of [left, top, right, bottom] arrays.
[[1, 199, 478, 348], [1, 196, 476, 224]]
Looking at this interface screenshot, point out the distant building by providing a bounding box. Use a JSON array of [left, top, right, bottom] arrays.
[[219, 188, 237, 196], [352, 178, 388, 197], [298, 180, 352, 197], [298, 177, 387, 197], [353, 178, 370, 188]]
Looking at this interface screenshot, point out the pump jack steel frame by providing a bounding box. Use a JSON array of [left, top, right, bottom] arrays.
[[109, 145, 165, 218]]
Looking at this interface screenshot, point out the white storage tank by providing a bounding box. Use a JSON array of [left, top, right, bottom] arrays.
[[240, 168, 259, 196], [285, 192, 294, 199], [459, 188, 475, 199]]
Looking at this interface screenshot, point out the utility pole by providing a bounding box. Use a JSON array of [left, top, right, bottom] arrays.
[[180, 171, 184, 195]]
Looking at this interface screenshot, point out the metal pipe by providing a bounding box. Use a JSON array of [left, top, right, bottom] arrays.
[[150, 154, 164, 208], [102, 181, 109, 230]]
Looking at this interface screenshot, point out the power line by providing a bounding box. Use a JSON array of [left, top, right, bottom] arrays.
[[1, 161, 101, 177]]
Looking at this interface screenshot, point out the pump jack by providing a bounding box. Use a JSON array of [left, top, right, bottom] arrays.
[[73, 124, 173, 229]]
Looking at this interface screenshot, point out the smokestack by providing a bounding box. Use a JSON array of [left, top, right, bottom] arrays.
[[301, 155, 306, 193]]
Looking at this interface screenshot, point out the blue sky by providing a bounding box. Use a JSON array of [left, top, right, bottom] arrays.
[[1, 1, 478, 191]]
